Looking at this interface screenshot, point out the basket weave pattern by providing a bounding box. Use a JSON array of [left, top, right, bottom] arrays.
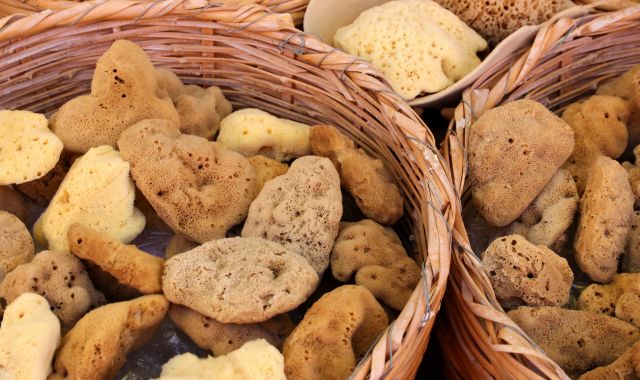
[[0, 1, 458, 378], [440, 4, 640, 380]]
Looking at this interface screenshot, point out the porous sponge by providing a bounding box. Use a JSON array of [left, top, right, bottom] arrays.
[[157, 339, 286, 380], [0, 110, 63, 185], [35, 145, 145, 252], [217, 108, 311, 161], [334, 0, 487, 99]]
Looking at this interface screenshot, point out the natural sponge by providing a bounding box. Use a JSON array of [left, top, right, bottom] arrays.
[[0, 293, 60, 380], [355, 256, 421, 311], [247, 155, 288, 195], [217, 108, 311, 161], [579, 340, 640, 380], [578, 273, 640, 328], [157, 339, 286, 380], [469, 99, 575, 226], [169, 304, 294, 356], [509, 169, 578, 248], [310, 125, 403, 225], [242, 156, 342, 274], [35, 145, 145, 251], [0, 186, 26, 221], [482, 235, 573, 308], [0, 110, 63, 185], [283, 285, 388, 380], [162, 237, 319, 324], [15, 150, 76, 207], [508, 306, 640, 378], [574, 156, 634, 283], [434, 0, 574, 45], [68, 224, 163, 294], [0, 211, 34, 283], [334, 0, 487, 99], [50, 40, 180, 153], [562, 95, 630, 193], [118, 119, 256, 243], [49, 295, 168, 380], [156, 68, 232, 139], [0, 250, 105, 330], [622, 211, 640, 273]]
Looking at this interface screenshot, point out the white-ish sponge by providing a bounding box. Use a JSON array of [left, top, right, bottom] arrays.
[[0, 293, 61, 380], [35, 145, 145, 251], [157, 339, 286, 380], [334, 0, 487, 99], [217, 108, 310, 162], [0, 110, 63, 185]]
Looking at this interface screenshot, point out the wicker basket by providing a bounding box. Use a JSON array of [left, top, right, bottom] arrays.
[[0, 0, 309, 24], [440, 4, 640, 380], [0, 0, 457, 378]]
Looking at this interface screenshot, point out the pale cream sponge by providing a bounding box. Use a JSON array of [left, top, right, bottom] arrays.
[[156, 339, 286, 380], [34, 145, 145, 251], [0, 110, 63, 185], [334, 0, 487, 99], [0, 293, 61, 380], [217, 108, 311, 162]]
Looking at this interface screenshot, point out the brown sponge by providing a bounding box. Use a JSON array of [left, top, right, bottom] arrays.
[[118, 119, 256, 243], [0, 211, 34, 283], [468, 99, 574, 226], [247, 155, 288, 196], [578, 273, 640, 328], [579, 340, 640, 380], [0, 186, 26, 222], [51, 40, 180, 153], [283, 285, 388, 380], [508, 306, 640, 378], [169, 304, 294, 356]]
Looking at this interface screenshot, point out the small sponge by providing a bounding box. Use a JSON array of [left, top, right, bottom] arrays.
[[217, 108, 311, 161], [35, 145, 145, 252], [334, 0, 487, 99], [0, 110, 63, 185], [0, 211, 34, 283]]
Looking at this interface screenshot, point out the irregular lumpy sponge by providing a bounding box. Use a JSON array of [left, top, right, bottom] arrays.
[[35, 145, 145, 251], [0, 110, 63, 185], [334, 0, 487, 99]]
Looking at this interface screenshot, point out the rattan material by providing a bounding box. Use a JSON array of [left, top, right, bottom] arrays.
[[0, 0, 309, 24], [440, 4, 640, 380], [0, 1, 457, 378]]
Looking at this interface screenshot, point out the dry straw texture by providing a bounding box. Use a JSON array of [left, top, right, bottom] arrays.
[[441, 3, 640, 379], [0, 1, 457, 378]]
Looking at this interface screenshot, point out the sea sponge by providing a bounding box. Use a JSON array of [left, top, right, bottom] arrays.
[[434, 0, 574, 45], [0, 293, 60, 380], [49, 295, 168, 380], [0, 110, 63, 185], [67, 224, 163, 294], [83, 262, 141, 302], [562, 95, 630, 193], [118, 119, 256, 244], [155, 68, 232, 139], [35, 145, 145, 251], [247, 155, 288, 195], [157, 339, 286, 380], [165, 234, 199, 259], [241, 156, 342, 274], [355, 256, 421, 311], [162, 237, 319, 324], [0, 211, 34, 283], [507, 306, 640, 378], [579, 340, 640, 380], [0, 250, 105, 330], [283, 285, 388, 380], [0, 186, 26, 221], [334, 0, 487, 99], [575, 156, 634, 283], [622, 145, 640, 206], [623, 211, 640, 273], [469, 99, 575, 226], [15, 150, 77, 207], [217, 108, 311, 161], [508, 169, 578, 247], [169, 304, 294, 356], [597, 64, 640, 160], [578, 273, 640, 328], [50, 40, 180, 153], [310, 125, 403, 225], [482, 235, 573, 308]]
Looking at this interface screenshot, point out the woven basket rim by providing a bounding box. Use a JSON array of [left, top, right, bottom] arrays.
[[441, 3, 640, 380], [0, 1, 459, 379]]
